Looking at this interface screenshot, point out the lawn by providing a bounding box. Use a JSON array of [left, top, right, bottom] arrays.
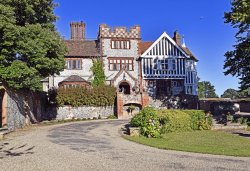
[[124, 130, 250, 157]]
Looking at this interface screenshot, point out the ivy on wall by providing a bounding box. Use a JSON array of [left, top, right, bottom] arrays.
[[91, 58, 105, 86], [56, 85, 116, 107]]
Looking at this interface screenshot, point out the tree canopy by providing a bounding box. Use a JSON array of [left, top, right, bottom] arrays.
[[221, 88, 249, 99], [0, 0, 66, 91], [198, 81, 218, 99], [224, 0, 250, 90]]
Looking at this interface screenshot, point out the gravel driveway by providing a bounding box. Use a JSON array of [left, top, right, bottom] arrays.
[[0, 120, 250, 171]]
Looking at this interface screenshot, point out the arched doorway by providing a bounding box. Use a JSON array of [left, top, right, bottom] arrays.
[[119, 82, 130, 94]]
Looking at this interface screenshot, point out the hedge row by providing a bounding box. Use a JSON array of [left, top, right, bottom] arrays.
[[131, 107, 212, 138], [56, 85, 116, 107]]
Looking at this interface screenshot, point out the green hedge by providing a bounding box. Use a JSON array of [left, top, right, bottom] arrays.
[[157, 110, 192, 133], [56, 85, 116, 107], [131, 108, 212, 138], [182, 110, 212, 130]]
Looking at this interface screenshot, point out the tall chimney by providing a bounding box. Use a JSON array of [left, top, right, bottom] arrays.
[[70, 21, 85, 40], [173, 31, 181, 45]]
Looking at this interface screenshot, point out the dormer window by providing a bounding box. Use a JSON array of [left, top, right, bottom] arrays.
[[111, 40, 130, 49]]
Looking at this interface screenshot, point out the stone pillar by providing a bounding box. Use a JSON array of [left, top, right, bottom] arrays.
[[117, 93, 124, 119], [141, 92, 149, 107]]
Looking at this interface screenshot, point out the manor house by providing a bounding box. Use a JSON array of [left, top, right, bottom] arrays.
[[42, 22, 198, 118]]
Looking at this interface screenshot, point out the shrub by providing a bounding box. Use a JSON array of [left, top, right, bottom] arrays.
[[157, 110, 192, 133], [183, 110, 212, 130], [237, 117, 248, 125], [106, 115, 117, 119], [56, 85, 116, 107], [131, 107, 161, 138]]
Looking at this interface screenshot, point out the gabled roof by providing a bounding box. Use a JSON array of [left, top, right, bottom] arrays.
[[140, 32, 198, 61], [141, 32, 189, 58], [112, 68, 137, 82], [139, 42, 153, 54], [64, 40, 101, 57], [180, 46, 198, 61], [61, 75, 90, 83]]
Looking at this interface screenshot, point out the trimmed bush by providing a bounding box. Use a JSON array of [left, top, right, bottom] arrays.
[[157, 110, 192, 133], [131, 107, 161, 138], [131, 108, 213, 138], [183, 110, 212, 130], [56, 85, 116, 107]]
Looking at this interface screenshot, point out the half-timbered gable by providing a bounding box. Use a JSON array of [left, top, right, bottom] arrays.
[[140, 31, 198, 99]]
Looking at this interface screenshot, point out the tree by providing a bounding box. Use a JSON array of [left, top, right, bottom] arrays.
[[198, 81, 218, 99], [221, 88, 240, 99], [224, 0, 250, 90], [91, 59, 105, 86], [0, 0, 66, 91], [0, 0, 66, 124], [221, 88, 249, 99]]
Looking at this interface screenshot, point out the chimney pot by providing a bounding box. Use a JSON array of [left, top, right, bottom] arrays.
[[70, 22, 86, 40], [173, 30, 181, 45]]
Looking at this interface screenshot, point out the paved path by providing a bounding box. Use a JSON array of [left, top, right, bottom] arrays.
[[0, 120, 250, 171]]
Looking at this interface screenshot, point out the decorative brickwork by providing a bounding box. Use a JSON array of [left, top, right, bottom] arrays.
[[117, 93, 124, 118], [116, 92, 148, 119], [141, 93, 150, 107], [99, 24, 140, 39]]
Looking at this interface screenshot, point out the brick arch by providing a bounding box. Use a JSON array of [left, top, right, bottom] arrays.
[[117, 81, 132, 95]]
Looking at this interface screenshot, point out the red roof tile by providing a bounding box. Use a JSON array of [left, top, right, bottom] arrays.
[[139, 41, 153, 54], [180, 46, 198, 61], [64, 40, 101, 57]]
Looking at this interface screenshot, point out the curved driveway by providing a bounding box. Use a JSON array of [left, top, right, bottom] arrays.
[[0, 120, 250, 171]]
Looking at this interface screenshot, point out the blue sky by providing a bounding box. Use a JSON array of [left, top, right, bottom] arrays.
[[54, 0, 239, 96]]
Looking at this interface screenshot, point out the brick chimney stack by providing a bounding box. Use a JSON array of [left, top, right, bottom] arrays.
[[70, 21, 85, 40], [173, 30, 181, 45]]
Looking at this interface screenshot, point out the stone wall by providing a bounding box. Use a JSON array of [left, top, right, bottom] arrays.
[[55, 106, 114, 120], [149, 94, 198, 109], [199, 99, 240, 116], [6, 91, 26, 130], [5, 90, 45, 131]]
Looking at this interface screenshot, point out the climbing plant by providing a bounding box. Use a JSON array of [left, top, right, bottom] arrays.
[[91, 58, 105, 86]]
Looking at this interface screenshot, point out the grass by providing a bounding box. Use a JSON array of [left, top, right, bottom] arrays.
[[124, 130, 250, 157]]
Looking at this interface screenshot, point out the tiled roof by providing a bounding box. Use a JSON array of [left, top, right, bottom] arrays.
[[139, 41, 153, 54], [64, 40, 101, 57], [62, 75, 90, 83], [180, 46, 198, 61]]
